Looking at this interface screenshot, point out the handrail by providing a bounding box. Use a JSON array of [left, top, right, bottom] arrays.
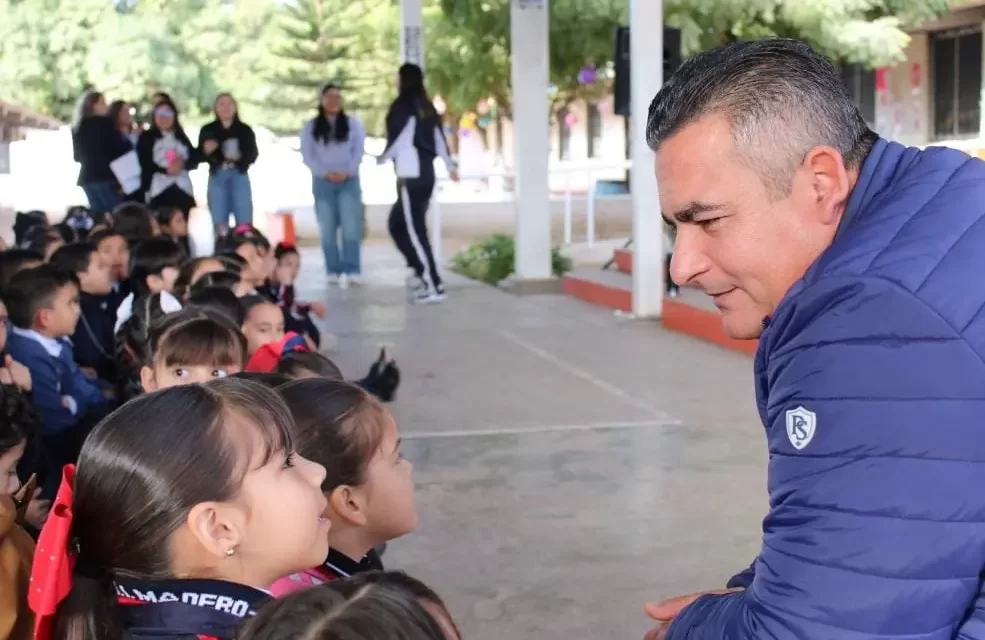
[[429, 160, 633, 266]]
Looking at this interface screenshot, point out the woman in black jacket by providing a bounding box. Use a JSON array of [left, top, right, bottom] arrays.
[[378, 63, 459, 305], [71, 90, 132, 215], [136, 97, 200, 217], [199, 93, 259, 236]]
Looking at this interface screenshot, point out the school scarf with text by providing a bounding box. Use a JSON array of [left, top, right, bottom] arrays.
[[115, 578, 271, 640]]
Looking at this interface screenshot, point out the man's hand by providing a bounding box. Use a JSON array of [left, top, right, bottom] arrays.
[[203, 139, 219, 155], [642, 588, 743, 639], [309, 301, 328, 319]]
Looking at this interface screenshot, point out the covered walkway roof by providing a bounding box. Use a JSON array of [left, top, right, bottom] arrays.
[[0, 98, 63, 141]]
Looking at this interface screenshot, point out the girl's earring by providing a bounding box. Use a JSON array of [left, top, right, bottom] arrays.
[[225, 547, 236, 557]]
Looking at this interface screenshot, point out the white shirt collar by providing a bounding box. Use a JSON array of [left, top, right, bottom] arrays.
[[11, 326, 62, 358]]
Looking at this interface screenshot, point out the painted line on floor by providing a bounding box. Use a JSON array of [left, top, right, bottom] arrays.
[[497, 329, 669, 420], [402, 419, 682, 440]]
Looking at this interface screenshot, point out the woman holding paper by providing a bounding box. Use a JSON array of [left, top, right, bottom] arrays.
[[71, 90, 133, 215], [136, 97, 200, 217], [198, 93, 259, 236]]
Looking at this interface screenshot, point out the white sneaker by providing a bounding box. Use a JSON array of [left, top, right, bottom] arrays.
[[347, 274, 361, 285], [413, 286, 446, 305], [338, 273, 350, 290], [406, 274, 424, 290], [327, 274, 339, 285]]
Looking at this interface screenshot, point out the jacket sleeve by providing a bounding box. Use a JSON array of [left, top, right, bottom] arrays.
[[666, 275, 985, 639], [198, 123, 223, 168], [101, 116, 131, 162], [27, 357, 77, 433], [432, 120, 456, 173], [300, 121, 325, 177], [378, 103, 412, 164], [180, 130, 202, 171], [238, 123, 259, 171], [65, 347, 104, 415], [135, 132, 161, 196], [347, 117, 365, 177]]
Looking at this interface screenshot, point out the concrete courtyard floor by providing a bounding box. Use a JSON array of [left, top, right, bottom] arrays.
[[297, 244, 767, 640]]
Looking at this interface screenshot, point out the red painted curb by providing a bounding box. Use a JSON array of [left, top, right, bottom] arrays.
[[562, 275, 632, 312], [662, 298, 758, 355], [614, 249, 633, 274]]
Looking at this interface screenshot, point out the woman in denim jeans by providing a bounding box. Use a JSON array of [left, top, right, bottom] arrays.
[[300, 84, 366, 289], [199, 93, 259, 237]]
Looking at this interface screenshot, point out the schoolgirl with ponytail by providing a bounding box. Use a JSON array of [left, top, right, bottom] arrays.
[[29, 378, 331, 640]]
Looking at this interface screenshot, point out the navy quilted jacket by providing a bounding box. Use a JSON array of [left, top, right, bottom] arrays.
[[666, 138, 985, 639]]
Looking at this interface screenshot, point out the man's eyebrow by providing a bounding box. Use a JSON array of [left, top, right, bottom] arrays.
[[662, 202, 723, 226]]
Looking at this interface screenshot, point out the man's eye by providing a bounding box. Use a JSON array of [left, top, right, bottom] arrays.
[[697, 217, 722, 229]]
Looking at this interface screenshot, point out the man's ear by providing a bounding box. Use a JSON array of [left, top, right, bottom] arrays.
[[186, 501, 246, 561], [139, 365, 157, 393], [803, 145, 851, 226], [328, 485, 367, 527]]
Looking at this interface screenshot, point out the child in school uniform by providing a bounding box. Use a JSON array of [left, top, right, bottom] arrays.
[[114, 236, 185, 333], [260, 242, 327, 347], [29, 379, 331, 640], [88, 229, 131, 311], [271, 379, 416, 595], [49, 243, 116, 382], [3, 266, 113, 499], [155, 205, 191, 257]]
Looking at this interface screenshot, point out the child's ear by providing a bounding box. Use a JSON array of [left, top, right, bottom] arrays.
[[186, 501, 245, 561], [146, 274, 163, 294], [328, 485, 368, 527], [34, 308, 50, 330], [139, 366, 157, 393]]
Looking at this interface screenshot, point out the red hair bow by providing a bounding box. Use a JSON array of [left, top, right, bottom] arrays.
[[30, 465, 77, 640], [246, 332, 308, 372], [276, 241, 296, 251]]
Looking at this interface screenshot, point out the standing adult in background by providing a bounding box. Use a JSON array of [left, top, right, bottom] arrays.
[[199, 93, 259, 237], [301, 83, 366, 289], [136, 97, 199, 217], [71, 90, 131, 215], [108, 100, 139, 148], [642, 38, 985, 640], [379, 63, 458, 305]]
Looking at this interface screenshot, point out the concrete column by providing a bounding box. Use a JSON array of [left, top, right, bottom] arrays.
[[630, 0, 664, 317], [400, 0, 424, 69], [510, 0, 551, 280]]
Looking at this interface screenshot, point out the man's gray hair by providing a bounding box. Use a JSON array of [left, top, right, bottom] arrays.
[[646, 38, 877, 197]]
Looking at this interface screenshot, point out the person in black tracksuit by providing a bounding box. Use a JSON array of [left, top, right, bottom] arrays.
[[379, 63, 459, 305]]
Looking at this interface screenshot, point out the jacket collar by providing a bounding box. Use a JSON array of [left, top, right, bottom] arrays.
[[834, 137, 904, 243], [11, 326, 63, 358], [115, 577, 270, 639]]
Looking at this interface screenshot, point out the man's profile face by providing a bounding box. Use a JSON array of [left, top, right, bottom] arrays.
[[656, 114, 832, 339]]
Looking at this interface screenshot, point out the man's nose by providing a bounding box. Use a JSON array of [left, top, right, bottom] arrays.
[[669, 232, 710, 286]]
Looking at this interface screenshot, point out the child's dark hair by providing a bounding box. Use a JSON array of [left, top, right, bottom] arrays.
[[49, 242, 97, 276], [274, 242, 299, 261], [278, 379, 386, 493], [187, 286, 246, 325], [240, 294, 275, 320], [88, 228, 126, 249], [0, 248, 43, 291], [24, 226, 62, 256], [173, 257, 221, 298], [127, 237, 185, 298], [237, 575, 448, 640], [13, 210, 47, 246], [230, 371, 292, 388], [216, 251, 247, 274], [115, 294, 172, 400], [52, 379, 295, 640], [0, 384, 37, 457], [111, 202, 156, 244], [333, 572, 461, 640], [154, 205, 183, 228], [4, 264, 79, 329], [144, 307, 247, 372], [189, 270, 241, 297], [276, 350, 343, 381], [54, 222, 81, 244]]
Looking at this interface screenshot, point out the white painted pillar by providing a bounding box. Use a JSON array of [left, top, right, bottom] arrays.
[[400, 0, 424, 69], [630, 0, 664, 317], [510, 0, 551, 280]]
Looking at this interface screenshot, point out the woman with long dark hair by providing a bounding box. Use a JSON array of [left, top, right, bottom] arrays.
[[71, 90, 132, 215], [379, 63, 459, 305], [300, 83, 366, 288], [107, 99, 138, 147], [199, 92, 259, 236], [135, 97, 200, 217]]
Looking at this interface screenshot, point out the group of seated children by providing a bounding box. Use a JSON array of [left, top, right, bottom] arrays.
[[0, 204, 453, 639]]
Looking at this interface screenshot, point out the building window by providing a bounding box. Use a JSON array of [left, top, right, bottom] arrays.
[[586, 102, 602, 158], [841, 64, 875, 125], [557, 107, 571, 161], [932, 28, 983, 139]]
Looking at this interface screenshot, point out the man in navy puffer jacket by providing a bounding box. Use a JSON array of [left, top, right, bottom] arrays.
[[643, 38, 985, 640]]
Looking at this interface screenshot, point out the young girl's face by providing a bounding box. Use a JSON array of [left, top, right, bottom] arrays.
[[353, 414, 417, 542], [243, 303, 284, 355], [274, 253, 300, 285], [232, 434, 331, 585], [141, 360, 241, 392], [97, 234, 129, 282], [237, 243, 267, 286], [0, 440, 24, 495]]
